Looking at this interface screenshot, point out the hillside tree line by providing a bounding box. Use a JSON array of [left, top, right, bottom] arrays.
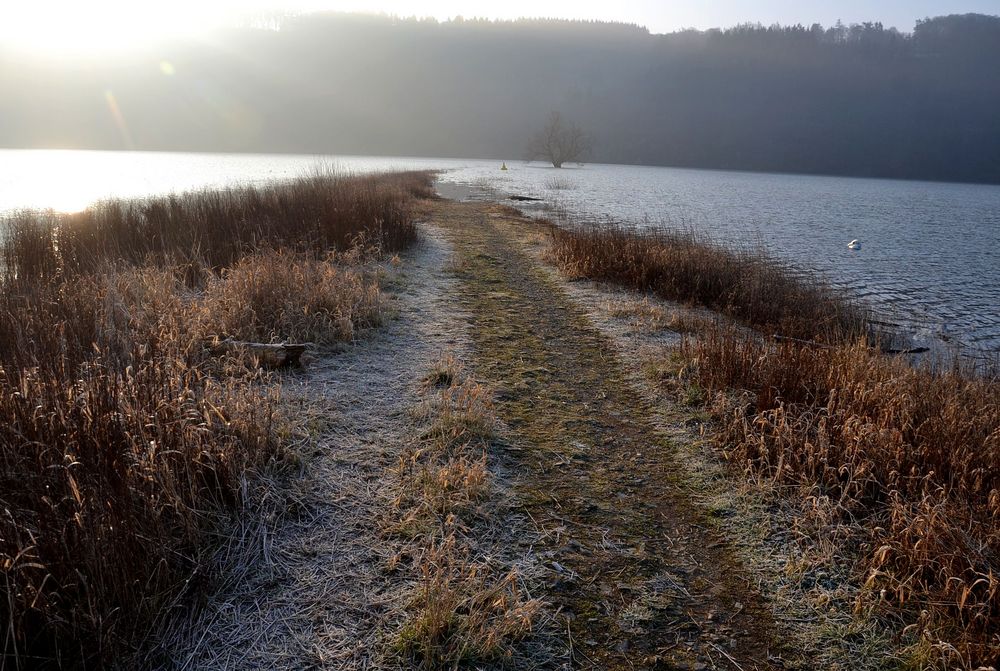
[[1, 12, 998, 183]]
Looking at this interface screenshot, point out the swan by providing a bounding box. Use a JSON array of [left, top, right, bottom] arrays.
[[847, 239, 861, 250]]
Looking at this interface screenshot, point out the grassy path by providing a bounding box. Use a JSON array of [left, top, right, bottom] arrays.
[[426, 199, 783, 670], [155, 227, 479, 669]]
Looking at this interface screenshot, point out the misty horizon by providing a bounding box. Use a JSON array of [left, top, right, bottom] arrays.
[[2, 11, 999, 184]]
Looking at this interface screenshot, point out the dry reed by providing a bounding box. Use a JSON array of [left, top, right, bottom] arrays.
[[1, 171, 430, 284], [0, 171, 431, 667], [548, 224, 872, 343], [686, 329, 1000, 665]]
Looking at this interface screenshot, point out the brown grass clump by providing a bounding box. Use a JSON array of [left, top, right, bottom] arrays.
[[395, 361, 496, 532], [2, 171, 431, 283], [607, 297, 717, 334], [200, 249, 383, 346], [393, 358, 541, 668], [548, 224, 872, 343], [0, 172, 429, 667], [0, 356, 280, 665], [399, 536, 541, 668], [685, 328, 1000, 664]]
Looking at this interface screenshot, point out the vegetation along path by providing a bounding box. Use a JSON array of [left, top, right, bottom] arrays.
[[425, 198, 784, 670]]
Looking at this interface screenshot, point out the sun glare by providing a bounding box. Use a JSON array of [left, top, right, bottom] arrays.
[[0, 1, 229, 57], [0, 1, 657, 58]]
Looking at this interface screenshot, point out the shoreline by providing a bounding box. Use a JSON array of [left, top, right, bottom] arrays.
[[435, 177, 998, 373]]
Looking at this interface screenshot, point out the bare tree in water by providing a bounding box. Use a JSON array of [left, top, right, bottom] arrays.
[[526, 112, 591, 168]]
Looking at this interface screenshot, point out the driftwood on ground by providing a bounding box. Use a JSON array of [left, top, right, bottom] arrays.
[[772, 333, 929, 355], [882, 346, 931, 355], [207, 338, 310, 368]]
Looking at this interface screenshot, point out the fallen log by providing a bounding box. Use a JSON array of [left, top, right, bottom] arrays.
[[882, 346, 930, 355], [771, 334, 928, 355], [771, 334, 835, 349], [207, 338, 310, 368]]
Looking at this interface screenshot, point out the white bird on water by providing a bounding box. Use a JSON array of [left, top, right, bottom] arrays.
[[847, 239, 861, 250]]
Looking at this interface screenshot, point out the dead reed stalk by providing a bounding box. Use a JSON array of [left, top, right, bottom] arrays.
[[685, 328, 1000, 665], [548, 224, 872, 343], [0, 171, 431, 667]]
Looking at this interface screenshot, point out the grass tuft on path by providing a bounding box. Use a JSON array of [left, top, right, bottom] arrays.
[[394, 356, 542, 668]]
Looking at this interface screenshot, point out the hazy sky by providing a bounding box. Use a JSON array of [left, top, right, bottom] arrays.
[[307, 0, 1000, 32], [2, 0, 997, 55]]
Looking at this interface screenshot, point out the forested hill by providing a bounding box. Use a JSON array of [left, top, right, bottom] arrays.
[[3, 13, 999, 184]]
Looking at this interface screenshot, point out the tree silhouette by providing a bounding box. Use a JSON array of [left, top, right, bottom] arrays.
[[526, 112, 591, 168]]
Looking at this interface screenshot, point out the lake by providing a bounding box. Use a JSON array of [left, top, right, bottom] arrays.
[[1, 149, 998, 353]]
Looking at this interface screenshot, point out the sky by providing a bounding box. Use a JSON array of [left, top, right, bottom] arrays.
[[1, 0, 997, 55]]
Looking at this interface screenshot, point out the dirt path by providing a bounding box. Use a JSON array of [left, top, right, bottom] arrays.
[[154, 228, 481, 669], [425, 199, 784, 670]]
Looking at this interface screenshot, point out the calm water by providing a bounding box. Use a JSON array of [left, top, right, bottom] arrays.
[[1, 149, 998, 352]]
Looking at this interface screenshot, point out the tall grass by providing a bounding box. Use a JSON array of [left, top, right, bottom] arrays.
[[1, 170, 430, 284], [0, 351, 280, 665], [0, 171, 432, 667], [548, 224, 872, 343], [687, 330, 1000, 665]]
